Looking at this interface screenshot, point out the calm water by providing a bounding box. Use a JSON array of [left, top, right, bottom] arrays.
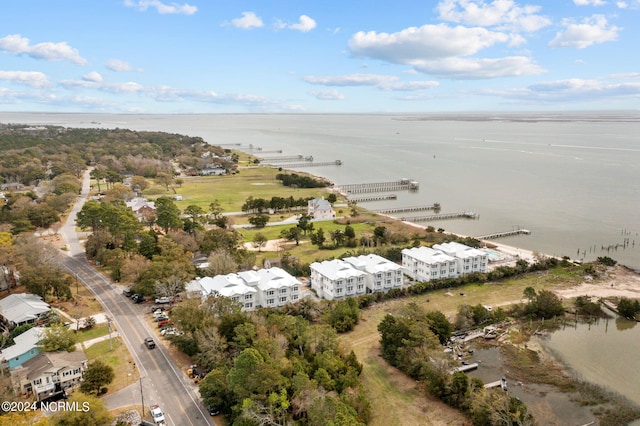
[[3, 111, 639, 269]]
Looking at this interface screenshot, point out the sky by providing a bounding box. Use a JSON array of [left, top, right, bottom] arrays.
[[1, 0, 639, 113]]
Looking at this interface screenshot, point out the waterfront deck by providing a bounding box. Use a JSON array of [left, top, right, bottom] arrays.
[[349, 194, 398, 203], [260, 154, 309, 162], [269, 160, 341, 167]]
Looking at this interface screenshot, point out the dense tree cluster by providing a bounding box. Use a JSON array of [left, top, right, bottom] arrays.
[[241, 195, 313, 214], [276, 173, 330, 188], [166, 297, 370, 424]]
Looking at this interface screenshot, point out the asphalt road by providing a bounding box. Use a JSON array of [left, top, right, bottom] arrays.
[[57, 169, 214, 426]]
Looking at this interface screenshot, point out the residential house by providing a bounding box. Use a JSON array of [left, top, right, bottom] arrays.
[[125, 197, 156, 222], [307, 197, 335, 220], [11, 351, 88, 401], [432, 242, 488, 275], [309, 259, 367, 300], [185, 267, 301, 311], [343, 254, 404, 293], [0, 327, 44, 370], [0, 294, 50, 328], [401, 246, 457, 282]]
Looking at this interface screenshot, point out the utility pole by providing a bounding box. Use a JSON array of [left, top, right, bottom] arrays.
[[106, 317, 112, 351], [140, 376, 145, 417]]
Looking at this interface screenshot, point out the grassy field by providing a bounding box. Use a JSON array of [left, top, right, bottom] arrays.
[[146, 167, 330, 213], [84, 338, 139, 395]]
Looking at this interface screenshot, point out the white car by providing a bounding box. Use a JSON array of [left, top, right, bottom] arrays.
[[150, 404, 165, 425], [155, 296, 173, 304]]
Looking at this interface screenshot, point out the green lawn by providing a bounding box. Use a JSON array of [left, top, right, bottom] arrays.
[[145, 167, 330, 213], [76, 324, 109, 342]]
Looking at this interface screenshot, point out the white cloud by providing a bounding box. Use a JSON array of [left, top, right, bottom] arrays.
[[411, 56, 545, 78], [82, 71, 103, 82], [0, 70, 49, 87], [616, 1, 628, 7], [308, 89, 345, 100], [60, 79, 145, 94], [303, 73, 440, 91], [304, 73, 398, 86], [349, 24, 512, 63], [124, 0, 197, 15], [436, 0, 552, 32], [231, 12, 264, 29], [549, 15, 620, 49], [0, 34, 87, 65], [289, 15, 317, 32], [574, 0, 607, 6], [106, 59, 143, 72]]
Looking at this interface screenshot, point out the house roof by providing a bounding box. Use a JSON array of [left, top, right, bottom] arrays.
[[308, 197, 333, 212], [343, 254, 402, 274], [18, 350, 87, 381], [254, 267, 300, 291], [0, 327, 44, 363], [125, 197, 156, 212], [186, 267, 300, 298], [432, 242, 486, 259], [310, 259, 367, 280], [402, 246, 456, 265], [0, 294, 50, 325]]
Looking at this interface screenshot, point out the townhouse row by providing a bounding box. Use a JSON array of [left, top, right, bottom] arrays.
[[402, 242, 488, 282], [185, 267, 302, 311]]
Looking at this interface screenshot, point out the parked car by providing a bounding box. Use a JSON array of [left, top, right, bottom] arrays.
[[155, 296, 173, 304], [123, 288, 133, 297], [149, 404, 165, 425], [157, 319, 172, 328], [144, 337, 156, 349], [132, 294, 144, 303], [208, 406, 220, 416]]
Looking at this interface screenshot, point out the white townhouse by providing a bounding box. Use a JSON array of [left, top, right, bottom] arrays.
[[432, 242, 488, 275], [343, 254, 404, 294], [307, 197, 335, 220], [402, 246, 457, 282], [309, 259, 367, 300], [185, 267, 301, 311]]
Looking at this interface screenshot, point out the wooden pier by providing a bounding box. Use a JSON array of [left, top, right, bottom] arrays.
[[270, 160, 342, 168], [375, 203, 440, 214], [349, 194, 398, 203], [484, 377, 508, 391], [455, 363, 479, 373], [339, 179, 419, 194], [254, 149, 282, 154], [260, 155, 307, 162], [475, 228, 531, 240], [400, 211, 478, 222]]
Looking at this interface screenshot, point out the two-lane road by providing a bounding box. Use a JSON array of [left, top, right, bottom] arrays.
[[57, 169, 213, 425]]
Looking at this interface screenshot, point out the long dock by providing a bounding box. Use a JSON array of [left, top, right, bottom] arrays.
[[260, 155, 308, 162], [270, 160, 342, 168], [456, 363, 479, 373], [484, 377, 508, 391], [476, 228, 531, 240], [400, 211, 478, 222], [375, 203, 441, 214], [338, 179, 419, 194], [349, 194, 398, 203]]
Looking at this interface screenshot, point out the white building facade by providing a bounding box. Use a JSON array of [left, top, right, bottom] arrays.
[[310, 259, 367, 300], [343, 254, 404, 294], [185, 267, 301, 311], [307, 197, 335, 220], [432, 242, 488, 275], [402, 243, 488, 282]]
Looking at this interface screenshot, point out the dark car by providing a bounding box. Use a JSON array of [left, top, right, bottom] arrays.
[[144, 337, 156, 349], [132, 294, 144, 303], [123, 288, 133, 297], [208, 406, 220, 416]]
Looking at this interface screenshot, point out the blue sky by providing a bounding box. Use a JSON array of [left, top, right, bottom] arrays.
[[1, 0, 639, 113]]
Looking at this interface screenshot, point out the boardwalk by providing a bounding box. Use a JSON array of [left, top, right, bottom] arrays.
[[400, 211, 478, 222], [338, 179, 418, 194], [349, 194, 397, 202], [476, 228, 531, 240], [375, 203, 440, 214]]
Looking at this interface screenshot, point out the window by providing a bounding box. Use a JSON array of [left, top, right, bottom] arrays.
[[292, 295, 299, 300], [336, 288, 343, 294], [280, 288, 287, 294], [267, 299, 275, 305], [244, 302, 253, 309], [34, 379, 42, 385], [244, 294, 252, 300], [267, 290, 274, 296], [347, 286, 353, 292], [357, 284, 364, 290], [293, 286, 299, 292], [73, 368, 81, 375], [280, 297, 287, 303]]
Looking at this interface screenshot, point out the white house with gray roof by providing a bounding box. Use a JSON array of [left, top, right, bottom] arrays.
[[0, 294, 50, 328], [309, 259, 367, 300], [343, 254, 404, 294], [307, 197, 335, 220]]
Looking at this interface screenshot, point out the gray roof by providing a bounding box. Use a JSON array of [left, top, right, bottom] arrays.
[[0, 293, 50, 325], [22, 351, 87, 381]]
